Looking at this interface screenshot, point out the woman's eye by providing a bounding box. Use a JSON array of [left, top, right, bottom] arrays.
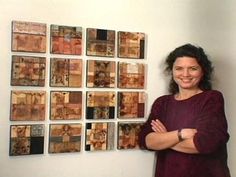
[[174, 67, 182, 71], [190, 67, 198, 71]]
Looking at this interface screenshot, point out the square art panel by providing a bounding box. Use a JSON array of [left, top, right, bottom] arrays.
[[86, 60, 116, 88], [11, 55, 46, 86], [118, 62, 145, 89], [50, 91, 82, 120], [10, 91, 46, 121], [85, 122, 115, 151], [10, 124, 44, 156], [12, 20, 46, 53], [118, 92, 145, 118], [86, 91, 115, 119], [117, 122, 144, 150], [50, 58, 82, 87], [118, 31, 145, 59], [50, 25, 82, 55], [86, 28, 115, 57], [49, 124, 82, 153]]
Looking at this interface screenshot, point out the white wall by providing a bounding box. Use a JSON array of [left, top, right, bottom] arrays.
[[0, 0, 235, 177]]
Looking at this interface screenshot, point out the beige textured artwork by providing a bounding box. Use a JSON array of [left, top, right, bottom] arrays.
[[118, 92, 146, 118], [118, 31, 145, 59], [49, 124, 82, 153], [86, 91, 115, 119], [117, 122, 143, 150], [86, 28, 115, 57], [10, 124, 44, 156], [118, 62, 145, 89], [85, 122, 115, 151], [50, 25, 82, 55], [10, 91, 46, 121], [12, 20, 46, 53], [86, 60, 116, 88], [50, 58, 82, 87], [50, 91, 82, 120], [11, 55, 46, 86]]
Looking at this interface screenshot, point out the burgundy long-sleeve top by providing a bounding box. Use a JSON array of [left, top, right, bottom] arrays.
[[139, 90, 231, 177]]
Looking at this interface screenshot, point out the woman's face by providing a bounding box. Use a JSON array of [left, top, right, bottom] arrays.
[[172, 56, 203, 91]]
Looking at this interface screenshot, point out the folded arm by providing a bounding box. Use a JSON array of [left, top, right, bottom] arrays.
[[145, 119, 199, 153]]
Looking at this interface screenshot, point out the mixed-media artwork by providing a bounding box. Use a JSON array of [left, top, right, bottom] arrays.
[[86, 60, 115, 88], [11, 55, 46, 86], [12, 20, 46, 53], [49, 124, 82, 153], [85, 122, 115, 151], [118, 31, 145, 59], [86, 28, 115, 57], [50, 91, 82, 120], [86, 91, 115, 119], [118, 62, 145, 89], [118, 92, 145, 118], [9, 21, 148, 154], [50, 58, 82, 87], [10, 124, 44, 156], [50, 25, 82, 55], [117, 122, 143, 150], [10, 91, 46, 121]]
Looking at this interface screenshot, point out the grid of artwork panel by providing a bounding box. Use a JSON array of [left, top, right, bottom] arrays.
[[50, 91, 82, 120], [50, 58, 83, 87], [49, 123, 82, 153], [11, 55, 46, 86], [10, 20, 147, 155], [86, 60, 116, 88], [10, 90, 46, 121], [86, 91, 115, 120], [85, 122, 115, 151], [117, 122, 144, 150], [50, 25, 82, 55], [12, 21, 46, 53], [86, 28, 115, 57], [10, 124, 44, 156]]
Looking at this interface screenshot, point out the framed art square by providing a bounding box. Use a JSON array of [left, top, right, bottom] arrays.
[[85, 122, 115, 151], [50, 58, 82, 87], [117, 122, 144, 150], [86, 60, 116, 88], [12, 20, 46, 53], [86, 91, 115, 119], [117, 92, 146, 119], [86, 28, 115, 57], [118, 62, 145, 89], [117, 31, 145, 59], [11, 55, 46, 86], [50, 91, 82, 120], [10, 90, 46, 121], [49, 123, 82, 153], [9, 124, 44, 156], [50, 25, 82, 55]]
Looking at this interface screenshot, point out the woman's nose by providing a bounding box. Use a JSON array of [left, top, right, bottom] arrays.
[[183, 69, 190, 76]]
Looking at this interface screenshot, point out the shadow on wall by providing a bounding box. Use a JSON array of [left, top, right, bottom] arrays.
[[188, 1, 235, 177], [186, 0, 234, 93], [187, 0, 233, 46]]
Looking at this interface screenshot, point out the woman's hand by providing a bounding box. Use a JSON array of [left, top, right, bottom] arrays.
[[151, 119, 167, 133]]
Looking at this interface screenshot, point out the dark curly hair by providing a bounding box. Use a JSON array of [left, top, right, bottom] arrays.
[[165, 44, 214, 94]]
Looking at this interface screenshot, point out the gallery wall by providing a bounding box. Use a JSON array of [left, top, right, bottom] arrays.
[[0, 0, 235, 177]]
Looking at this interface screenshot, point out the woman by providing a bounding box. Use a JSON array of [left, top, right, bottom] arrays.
[[139, 44, 231, 177]]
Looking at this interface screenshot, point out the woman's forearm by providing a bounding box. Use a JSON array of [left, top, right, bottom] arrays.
[[145, 130, 179, 150], [171, 138, 199, 154]]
